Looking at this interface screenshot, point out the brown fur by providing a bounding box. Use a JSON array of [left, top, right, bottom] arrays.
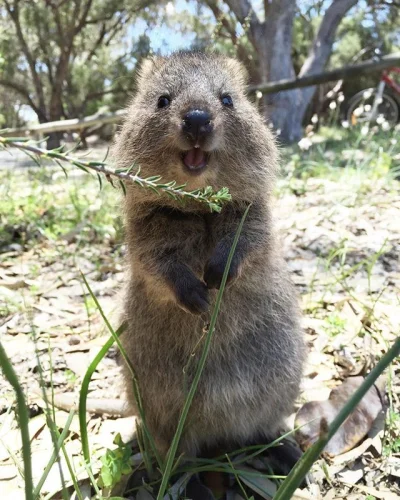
[[113, 51, 305, 456]]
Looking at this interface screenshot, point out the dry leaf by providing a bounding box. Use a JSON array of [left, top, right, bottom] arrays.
[[295, 376, 385, 456]]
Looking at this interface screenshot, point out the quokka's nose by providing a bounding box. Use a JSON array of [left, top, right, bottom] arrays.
[[182, 109, 213, 141]]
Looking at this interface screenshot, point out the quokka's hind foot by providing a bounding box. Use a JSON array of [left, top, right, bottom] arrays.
[[263, 437, 303, 475], [184, 474, 217, 499], [247, 436, 311, 488]]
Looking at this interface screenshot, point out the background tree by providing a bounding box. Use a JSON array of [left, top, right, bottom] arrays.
[[0, 0, 157, 147], [170, 0, 398, 139], [201, 0, 361, 142], [1, 0, 398, 144]]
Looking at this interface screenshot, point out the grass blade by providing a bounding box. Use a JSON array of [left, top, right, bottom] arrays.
[[80, 273, 163, 471], [156, 205, 251, 499], [274, 336, 400, 500], [33, 409, 75, 498], [0, 342, 34, 500], [79, 324, 125, 463]]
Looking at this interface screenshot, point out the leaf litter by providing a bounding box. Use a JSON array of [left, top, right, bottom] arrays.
[[0, 158, 399, 498]]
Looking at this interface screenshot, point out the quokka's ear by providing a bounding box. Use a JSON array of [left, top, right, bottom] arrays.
[[136, 56, 166, 85], [225, 57, 249, 86]]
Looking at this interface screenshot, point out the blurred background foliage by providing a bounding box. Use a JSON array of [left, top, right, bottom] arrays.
[[0, 0, 399, 143]]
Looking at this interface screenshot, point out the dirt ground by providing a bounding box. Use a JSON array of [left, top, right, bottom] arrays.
[[0, 144, 399, 498]]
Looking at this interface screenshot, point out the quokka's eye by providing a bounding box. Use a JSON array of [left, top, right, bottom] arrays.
[[221, 94, 233, 107], [157, 95, 171, 108]]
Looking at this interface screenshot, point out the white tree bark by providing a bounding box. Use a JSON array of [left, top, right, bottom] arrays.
[[262, 0, 298, 141], [289, 0, 359, 138], [209, 0, 360, 142]]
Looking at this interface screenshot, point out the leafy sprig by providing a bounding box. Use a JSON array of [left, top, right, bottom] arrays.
[[0, 134, 231, 212]]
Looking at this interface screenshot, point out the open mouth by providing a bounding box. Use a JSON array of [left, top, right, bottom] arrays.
[[181, 148, 210, 175]]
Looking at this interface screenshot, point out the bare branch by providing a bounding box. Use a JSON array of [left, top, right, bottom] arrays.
[[221, 0, 264, 46], [74, 0, 94, 35], [85, 86, 130, 101], [83, 11, 129, 64], [34, 13, 55, 85], [248, 52, 400, 94], [84, 23, 108, 63], [4, 0, 47, 116], [300, 0, 359, 78], [45, 0, 65, 43], [105, 14, 129, 44], [84, 13, 115, 24], [0, 79, 47, 121], [223, 0, 258, 25], [204, 0, 239, 44]]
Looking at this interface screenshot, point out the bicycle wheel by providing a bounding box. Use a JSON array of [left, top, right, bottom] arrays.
[[346, 88, 399, 125]]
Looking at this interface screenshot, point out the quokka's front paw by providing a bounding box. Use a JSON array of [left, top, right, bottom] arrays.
[[175, 276, 210, 315], [204, 253, 241, 290]]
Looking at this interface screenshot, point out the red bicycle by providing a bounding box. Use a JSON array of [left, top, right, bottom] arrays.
[[346, 67, 400, 125]]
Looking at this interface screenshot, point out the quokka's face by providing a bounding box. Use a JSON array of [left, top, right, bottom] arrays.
[[124, 53, 253, 185]]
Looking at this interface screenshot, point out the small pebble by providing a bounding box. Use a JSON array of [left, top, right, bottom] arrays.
[[68, 335, 80, 346]]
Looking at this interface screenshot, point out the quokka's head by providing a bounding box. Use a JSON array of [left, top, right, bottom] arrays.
[[114, 51, 277, 195]]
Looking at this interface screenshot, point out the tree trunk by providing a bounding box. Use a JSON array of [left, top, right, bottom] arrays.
[[261, 0, 302, 142], [46, 132, 63, 150], [45, 51, 71, 149], [38, 114, 63, 149], [285, 0, 359, 140], [220, 0, 360, 142]]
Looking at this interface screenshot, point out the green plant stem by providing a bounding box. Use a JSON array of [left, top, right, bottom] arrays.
[[274, 335, 400, 500], [156, 205, 251, 499], [0, 342, 34, 500], [59, 441, 83, 500], [79, 325, 125, 463], [0, 135, 231, 212], [136, 423, 154, 479], [28, 320, 68, 500], [226, 454, 251, 500], [33, 410, 75, 498], [179, 464, 284, 479], [84, 462, 102, 498], [80, 275, 163, 471]]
